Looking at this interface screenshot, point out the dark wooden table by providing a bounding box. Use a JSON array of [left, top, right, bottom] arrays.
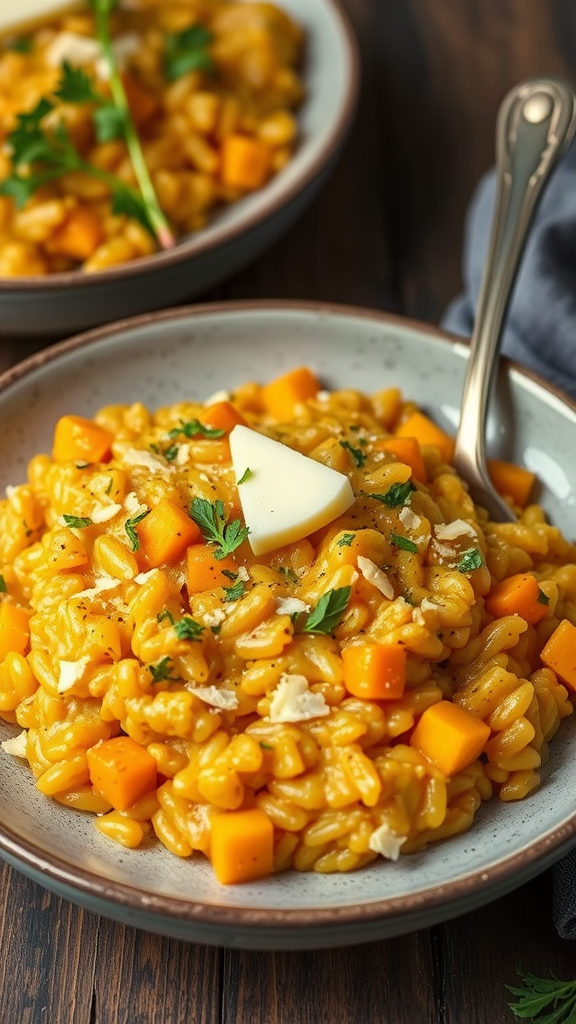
[[2, 2, 576, 1021]]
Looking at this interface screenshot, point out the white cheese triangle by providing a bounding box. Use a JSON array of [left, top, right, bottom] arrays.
[[229, 425, 355, 556]]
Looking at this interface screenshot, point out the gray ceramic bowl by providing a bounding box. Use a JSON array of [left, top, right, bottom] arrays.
[[1, 301, 576, 950], [0, 1, 358, 337]]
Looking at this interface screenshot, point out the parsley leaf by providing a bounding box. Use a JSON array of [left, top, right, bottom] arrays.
[[93, 104, 126, 143], [157, 608, 175, 624], [168, 419, 225, 440], [148, 656, 178, 683], [0, 575, 7, 593], [189, 497, 249, 559], [537, 589, 550, 606], [279, 566, 299, 584], [301, 586, 351, 635], [223, 579, 246, 602], [54, 61, 102, 105], [173, 615, 204, 641], [368, 481, 415, 508], [391, 533, 418, 553], [164, 25, 214, 81], [63, 514, 93, 529], [337, 532, 355, 548], [7, 37, 32, 53], [125, 508, 150, 551], [457, 548, 484, 574], [237, 467, 253, 485], [339, 440, 367, 468], [506, 969, 576, 1023]]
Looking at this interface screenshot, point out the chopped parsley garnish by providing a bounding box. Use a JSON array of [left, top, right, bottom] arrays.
[[391, 533, 418, 553], [279, 566, 299, 584], [168, 419, 225, 440], [157, 608, 175, 625], [189, 497, 249, 559], [337, 533, 355, 548], [223, 580, 246, 602], [163, 444, 180, 462], [457, 547, 484, 574], [339, 440, 367, 468], [63, 514, 93, 529], [368, 481, 415, 508], [0, 575, 6, 593], [260, 742, 274, 751], [301, 586, 351, 635], [537, 589, 550, 606], [164, 24, 214, 81], [125, 508, 150, 551], [148, 656, 178, 683], [237, 467, 253, 485], [7, 37, 32, 53], [173, 615, 204, 641]]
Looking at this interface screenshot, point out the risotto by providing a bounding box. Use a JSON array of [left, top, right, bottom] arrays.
[[0, 0, 304, 274], [1, 365, 576, 885]]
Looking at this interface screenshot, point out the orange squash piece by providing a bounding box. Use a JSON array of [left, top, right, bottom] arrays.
[[410, 700, 490, 776], [87, 735, 157, 811], [374, 436, 427, 483], [540, 619, 576, 692], [261, 366, 320, 421], [395, 411, 455, 464], [186, 544, 238, 594], [221, 134, 272, 191], [136, 498, 202, 568], [52, 414, 114, 463], [200, 401, 248, 434], [342, 642, 406, 700], [210, 807, 274, 884], [48, 205, 103, 261], [0, 601, 31, 661], [487, 458, 535, 508], [485, 573, 549, 626]]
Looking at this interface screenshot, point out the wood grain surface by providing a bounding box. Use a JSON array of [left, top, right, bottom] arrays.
[[2, 2, 576, 1022]]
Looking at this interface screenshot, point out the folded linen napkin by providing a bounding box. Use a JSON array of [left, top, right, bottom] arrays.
[[441, 141, 576, 940]]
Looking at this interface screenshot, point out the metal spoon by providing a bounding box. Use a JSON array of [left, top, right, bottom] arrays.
[[453, 77, 576, 521]]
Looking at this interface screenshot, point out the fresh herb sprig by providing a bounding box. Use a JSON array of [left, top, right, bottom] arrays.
[[300, 586, 351, 635], [164, 24, 214, 81], [88, 0, 174, 248], [507, 969, 576, 1023], [457, 547, 484, 574], [190, 497, 249, 559], [168, 420, 225, 441], [368, 481, 415, 508], [125, 508, 150, 551]]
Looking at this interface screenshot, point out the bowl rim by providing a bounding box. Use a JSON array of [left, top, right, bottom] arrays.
[[1, 297, 576, 939], [0, 0, 360, 293]]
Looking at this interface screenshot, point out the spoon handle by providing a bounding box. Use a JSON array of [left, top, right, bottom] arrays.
[[453, 77, 576, 521]]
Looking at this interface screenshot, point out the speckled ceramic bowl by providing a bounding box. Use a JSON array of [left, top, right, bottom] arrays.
[[1, 301, 576, 949], [0, 0, 359, 337]]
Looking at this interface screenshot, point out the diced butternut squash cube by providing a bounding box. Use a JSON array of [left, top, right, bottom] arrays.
[[137, 498, 202, 567], [87, 735, 157, 811], [410, 700, 490, 775], [52, 414, 113, 463], [210, 807, 274, 884]]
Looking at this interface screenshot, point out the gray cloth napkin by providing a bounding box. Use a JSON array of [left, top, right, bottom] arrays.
[[440, 144, 576, 939]]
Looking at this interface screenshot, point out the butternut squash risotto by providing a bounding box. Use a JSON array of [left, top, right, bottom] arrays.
[[1, 365, 576, 885], [0, 1, 304, 274]]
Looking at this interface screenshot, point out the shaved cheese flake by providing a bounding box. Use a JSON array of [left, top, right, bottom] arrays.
[[174, 444, 193, 466], [123, 491, 147, 516], [202, 608, 227, 629], [275, 596, 310, 617], [187, 685, 239, 710], [399, 507, 421, 531], [58, 655, 91, 694], [432, 540, 457, 559], [204, 389, 230, 406], [420, 597, 440, 612], [119, 447, 172, 476], [90, 502, 122, 524], [1, 730, 28, 758], [357, 556, 394, 599], [230, 425, 354, 556], [435, 520, 477, 542], [237, 566, 250, 582], [368, 824, 406, 861], [268, 673, 329, 723], [73, 575, 119, 600], [134, 569, 160, 585], [46, 31, 101, 69]]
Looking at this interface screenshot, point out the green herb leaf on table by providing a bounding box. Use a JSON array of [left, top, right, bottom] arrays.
[[125, 508, 150, 551], [301, 586, 351, 635], [173, 615, 204, 641], [506, 969, 576, 1023], [164, 25, 214, 81], [63, 514, 94, 529]]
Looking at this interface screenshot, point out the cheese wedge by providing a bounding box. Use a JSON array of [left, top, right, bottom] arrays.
[[229, 425, 355, 556]]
